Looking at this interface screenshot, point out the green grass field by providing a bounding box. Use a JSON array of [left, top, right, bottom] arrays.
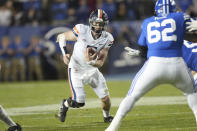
[[0, 80, 197, 131]]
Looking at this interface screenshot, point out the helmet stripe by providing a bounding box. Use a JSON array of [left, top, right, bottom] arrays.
[[98, 9, 103, 19], [166, 0, 169, 14], [100, 9, 103, 19], [163, 0, 166, 14], [98, 9, 100, 18]]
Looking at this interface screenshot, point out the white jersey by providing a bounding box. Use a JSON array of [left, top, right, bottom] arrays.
[[69, 24, 114, 71]]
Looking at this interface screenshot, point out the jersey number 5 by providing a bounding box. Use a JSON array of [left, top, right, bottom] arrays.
[[147, 18, 177, 44]]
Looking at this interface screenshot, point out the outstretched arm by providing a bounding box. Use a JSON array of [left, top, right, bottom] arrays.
[[186, 18, 197, 32], [56, 31, 77, 65], [125, 46, 148, 59]]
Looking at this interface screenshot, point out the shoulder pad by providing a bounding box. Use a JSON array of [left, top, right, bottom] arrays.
[[73, 24, 88, 36]]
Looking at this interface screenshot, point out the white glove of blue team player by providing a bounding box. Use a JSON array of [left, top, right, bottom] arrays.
[[124, 47, 140, 56], [186, 18, 197, 32]]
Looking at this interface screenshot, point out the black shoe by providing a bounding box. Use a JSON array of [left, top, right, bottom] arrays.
[[104, 116, 114, 123], [58, 99, 68, 122], [7, 123, 22, 131]]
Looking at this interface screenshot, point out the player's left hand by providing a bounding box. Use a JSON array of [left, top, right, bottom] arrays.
[[124, 47, 140, 56], [63, 54, 71, 65], [186, 18, 197, 32]]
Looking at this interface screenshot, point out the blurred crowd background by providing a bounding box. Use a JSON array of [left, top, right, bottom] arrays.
[[0, 0, 197, 82]]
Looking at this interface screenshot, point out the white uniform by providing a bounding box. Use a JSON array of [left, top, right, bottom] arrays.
[[68, 24, 114, 103]]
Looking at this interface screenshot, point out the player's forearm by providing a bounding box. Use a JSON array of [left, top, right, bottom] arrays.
[[94, 54, 107, 68], [57, 33, 67, 56], [57, 31, 77, 56], [93, 60, 104, 68]]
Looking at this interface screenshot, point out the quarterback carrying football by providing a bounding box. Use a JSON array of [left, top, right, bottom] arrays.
[[56, 9, 114, 123]]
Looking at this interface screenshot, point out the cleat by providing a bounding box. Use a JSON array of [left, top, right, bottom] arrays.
[[58, 99, 68, 122], [104, 116, 114, 123], [7, 123, 22, 131]]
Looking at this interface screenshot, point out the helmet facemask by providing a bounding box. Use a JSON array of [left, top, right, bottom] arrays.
[[89, 9, 109, 35], [90, 19, 108, 35]]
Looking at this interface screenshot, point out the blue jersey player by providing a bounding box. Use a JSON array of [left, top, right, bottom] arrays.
[[106, 0, 197, 130], [182, 40, 197, 87], [182, 40, 197, 72]]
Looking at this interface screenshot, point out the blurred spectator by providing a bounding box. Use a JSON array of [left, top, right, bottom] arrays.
[[130, 0, 154, 20], [176, 0, 197, 17], [0, 36, 13, 81], [126, 0, 138, 20], [23, 0, 41, 11], [50, 0, 68, 25], [21, 7, 41, 26], [96, 0, 103, 9], [101, 0, 116, 21], [5, 0, 14, 11], [67, 0, 78, 8], [106, 25, 117, 41], [176, 0, 193, 12], [88, 0, 96, 11], [65, 7, 77, 25], [77, 0, 90, 23], [11, 35, 26, 81], [25, 36, 43, 81], [117, 25, 138, 48], [11, 1, 24, 26], [193, 0, 197, 16], [0, 3, 12, 26], [114, 2, 128, 21]]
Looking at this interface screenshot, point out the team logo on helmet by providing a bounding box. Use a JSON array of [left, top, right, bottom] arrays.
[[155, 0, 176, 16], [89, 9, 109, 34]]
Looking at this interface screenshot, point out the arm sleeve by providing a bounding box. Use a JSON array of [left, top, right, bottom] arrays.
[[138, 21, 147, 47], [72, 24, 84, 37], [138, 45, 148, 59], [138, 21, 147, 59]]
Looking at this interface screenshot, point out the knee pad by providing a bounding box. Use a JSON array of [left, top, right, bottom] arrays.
[[67, 97, 85, 108]]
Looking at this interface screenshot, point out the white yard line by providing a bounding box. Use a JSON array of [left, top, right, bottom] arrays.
[[6, 96, 187, 116]]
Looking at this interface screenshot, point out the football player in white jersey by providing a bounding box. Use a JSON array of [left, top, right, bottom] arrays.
[[56, 9, 114, 123]]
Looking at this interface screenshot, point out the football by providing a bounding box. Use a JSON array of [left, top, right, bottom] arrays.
[[88, 47, 97, 56]]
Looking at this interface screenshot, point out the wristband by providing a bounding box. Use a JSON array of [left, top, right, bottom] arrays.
[[63, 47, 68, 54]]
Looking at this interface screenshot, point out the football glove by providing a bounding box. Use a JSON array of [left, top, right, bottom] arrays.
[[124, 47, 140, 56], [186, 18, 197, 32]]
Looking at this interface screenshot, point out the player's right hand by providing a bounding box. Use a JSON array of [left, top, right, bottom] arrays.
[[63, 54, 71, 65], [124, 47, 140, 56], [85, 47, 97, 62]]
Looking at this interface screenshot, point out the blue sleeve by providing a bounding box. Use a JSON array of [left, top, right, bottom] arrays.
[[138, 21, 147, 46]]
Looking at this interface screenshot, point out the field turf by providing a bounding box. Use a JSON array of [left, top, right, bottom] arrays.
[[0, 80, 196, 131]]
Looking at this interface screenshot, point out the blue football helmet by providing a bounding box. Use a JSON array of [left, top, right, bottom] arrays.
[[155, 0, 176, 16]]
